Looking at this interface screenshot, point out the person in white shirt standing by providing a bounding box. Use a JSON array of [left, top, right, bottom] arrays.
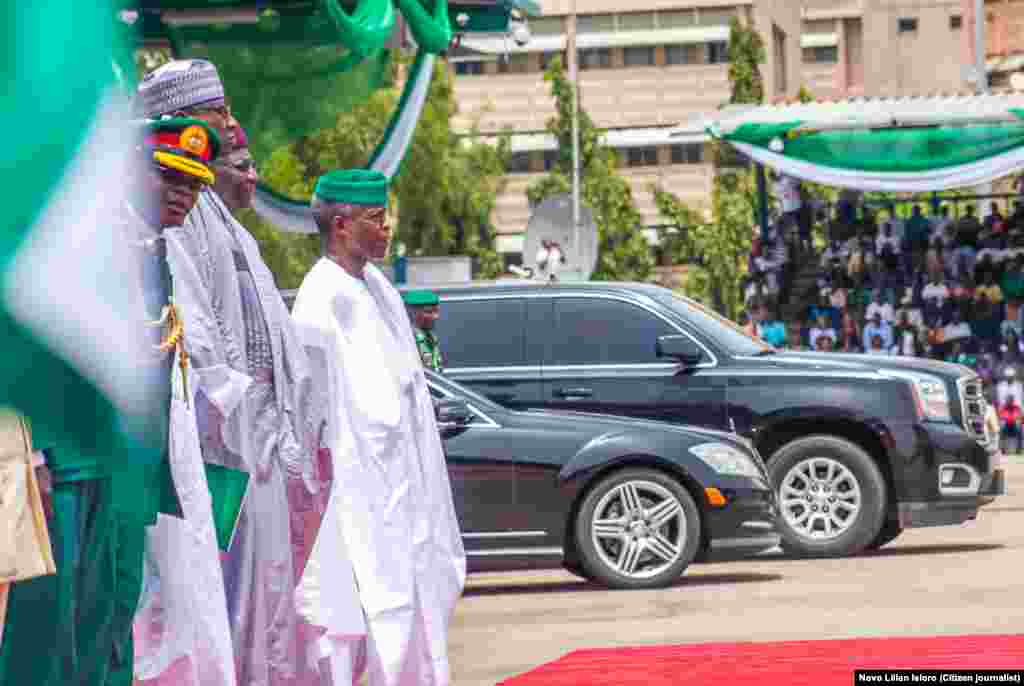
[[292, 169, 465, 686]]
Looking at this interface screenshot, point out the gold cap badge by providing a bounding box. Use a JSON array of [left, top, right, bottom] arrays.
[[179, 125, 209, 158]]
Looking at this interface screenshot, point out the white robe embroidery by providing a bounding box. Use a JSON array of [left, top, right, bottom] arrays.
[[291, 258, 465, 686]]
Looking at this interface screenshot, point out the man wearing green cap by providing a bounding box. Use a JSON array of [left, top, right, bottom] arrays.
[[403, 289, 444, 372], [292, 169, 465, 686], [0, 117, 218, 686]]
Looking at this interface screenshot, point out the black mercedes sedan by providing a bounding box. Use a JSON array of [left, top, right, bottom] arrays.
[[426, 371, 779, 590]]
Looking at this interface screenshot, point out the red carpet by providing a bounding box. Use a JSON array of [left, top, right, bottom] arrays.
[[498, 635, 1024, 686]]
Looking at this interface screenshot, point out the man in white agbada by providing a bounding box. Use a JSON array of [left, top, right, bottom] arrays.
[[134, 60, 330, 686], [291, 169, 465, 685]]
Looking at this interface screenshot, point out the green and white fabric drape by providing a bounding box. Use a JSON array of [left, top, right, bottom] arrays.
[[250, 43, 438, 233], [716, 109, 1024, 192]]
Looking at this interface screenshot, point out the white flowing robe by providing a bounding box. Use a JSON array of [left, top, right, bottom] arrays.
[[160, 189, 329, 686], [291, 258, 465, 686], [133, 366, 237, 686]]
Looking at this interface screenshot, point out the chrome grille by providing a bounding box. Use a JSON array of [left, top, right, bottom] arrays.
[[958, 377, 989, 445]]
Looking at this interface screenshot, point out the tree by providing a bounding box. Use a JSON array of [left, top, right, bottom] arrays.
[[526, 57, 654, 282], [246, 53, 510, 285], [727, 16, 766, 105], [653, 171, 756, 320]]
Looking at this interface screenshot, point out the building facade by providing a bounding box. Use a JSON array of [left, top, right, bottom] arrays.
[[450, 1, 803, 258], [451, 0, 987, 263]]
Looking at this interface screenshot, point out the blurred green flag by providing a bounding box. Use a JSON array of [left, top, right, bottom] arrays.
[[0, 1, 160, 464]]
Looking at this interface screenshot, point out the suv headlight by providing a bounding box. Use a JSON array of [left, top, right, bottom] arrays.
[[881, 371, 951, 422], [689, 442, 763, 478]]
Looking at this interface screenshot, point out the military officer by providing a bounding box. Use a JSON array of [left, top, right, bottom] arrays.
[[403, 289, 444, 372]]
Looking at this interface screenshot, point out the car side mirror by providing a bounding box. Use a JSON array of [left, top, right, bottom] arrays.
[[435, 398, 473, 435], [657, 335, 704, 367]]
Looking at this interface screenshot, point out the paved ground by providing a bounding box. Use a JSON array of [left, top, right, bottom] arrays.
[[449, 456, 1024, 686]]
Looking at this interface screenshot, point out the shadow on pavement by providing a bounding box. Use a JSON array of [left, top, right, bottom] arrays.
[[463, 571, 782, 597], [701, 542, 1006, 564], [859, 543, 1006, 558]]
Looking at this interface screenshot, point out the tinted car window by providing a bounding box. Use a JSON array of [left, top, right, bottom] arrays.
[[651, 292, 772, 357], [549, 297, 679, 365], [437, 298, 527, 368]]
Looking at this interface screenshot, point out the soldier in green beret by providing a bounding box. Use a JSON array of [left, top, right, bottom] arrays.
[[403, 289, 444, 372]]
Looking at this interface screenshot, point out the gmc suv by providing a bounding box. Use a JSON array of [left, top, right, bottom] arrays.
[[406, 281, 1006, 558]]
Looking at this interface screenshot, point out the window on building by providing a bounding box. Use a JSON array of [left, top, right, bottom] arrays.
[[658, 9, 697, 28], [530, 16, 564, 36], [696, 7, 735, 27], [623, 46, 656, 67], [580, 47, 612, 70], [542, 150, 559, 171], [576, 14, 615, 34], [507, 152, 532, 174], [803, 46, 839, 63], [706, 41, 729, 64], [498, 53, 531, 74], [897, 17, 918, 33], [950, 15, 963, 30], [618, 12, 656, 32], [626, 146, 659, 167], [666, 44, 700, 65], [671, 143, 703, 165], [803, 19, 835, 34], [455, 61, 484, 76]]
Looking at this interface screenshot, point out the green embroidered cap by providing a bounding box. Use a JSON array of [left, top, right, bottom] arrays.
[[313, 169, 389, 207], [402, 289, 439, 307]]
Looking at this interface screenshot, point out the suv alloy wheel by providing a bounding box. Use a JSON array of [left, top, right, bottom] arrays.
[[768, 435, 887, 557]]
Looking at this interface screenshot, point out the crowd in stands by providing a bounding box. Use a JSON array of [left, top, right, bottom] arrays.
[[739, 178, 1024, 452]]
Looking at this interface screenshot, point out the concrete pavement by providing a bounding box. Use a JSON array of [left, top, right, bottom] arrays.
[[449, 457, 1024, 686]]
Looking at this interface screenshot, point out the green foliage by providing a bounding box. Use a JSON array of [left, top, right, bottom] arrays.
[[726, 17, 766, 105], [249, 53, 509, 283], [797, 85, 814, 104], [526, 57, 654, 282], [653, 169, 756, 319]]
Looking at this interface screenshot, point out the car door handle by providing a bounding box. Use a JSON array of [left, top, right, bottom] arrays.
[[554, 387, 593, 399]]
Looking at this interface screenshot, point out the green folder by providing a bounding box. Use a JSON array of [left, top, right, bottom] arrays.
[[158, 460, 250, 552], [203, 463, 250, 551]]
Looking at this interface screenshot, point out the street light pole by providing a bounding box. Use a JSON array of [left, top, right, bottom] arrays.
[[568, 0, 581, 276], [975, 0, 988, 95]]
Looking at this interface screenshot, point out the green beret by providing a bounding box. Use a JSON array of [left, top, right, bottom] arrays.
[[314, 169, 389, 207], [402, 289, 439, 307]]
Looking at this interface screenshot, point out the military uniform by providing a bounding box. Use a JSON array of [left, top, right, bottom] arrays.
[[0, 118, 218, 686], [403, 289, 443, 372], [414, 328, 443, 372]]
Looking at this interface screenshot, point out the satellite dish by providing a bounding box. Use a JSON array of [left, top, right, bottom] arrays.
[[523, 193, 598, 282]]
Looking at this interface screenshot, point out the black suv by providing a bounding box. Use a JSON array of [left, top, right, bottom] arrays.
[[407, 281, 1005, 558]]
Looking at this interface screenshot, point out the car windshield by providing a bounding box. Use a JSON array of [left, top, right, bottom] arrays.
[[425, 370, 504, 413], [652, 292, 775, 357]]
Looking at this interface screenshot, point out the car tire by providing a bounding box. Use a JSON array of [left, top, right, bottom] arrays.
[[768, 435, 887, 558], [865, 519, 903, 550], [574, 468, 700, 590]]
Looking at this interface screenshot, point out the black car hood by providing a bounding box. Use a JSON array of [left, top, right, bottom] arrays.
[[758, 351, 974, 381], [518, 407, 752, 452]]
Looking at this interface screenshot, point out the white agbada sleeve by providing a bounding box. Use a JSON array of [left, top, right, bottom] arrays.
[[290, 318, 365, 638], [133, 367, 236, 686]]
